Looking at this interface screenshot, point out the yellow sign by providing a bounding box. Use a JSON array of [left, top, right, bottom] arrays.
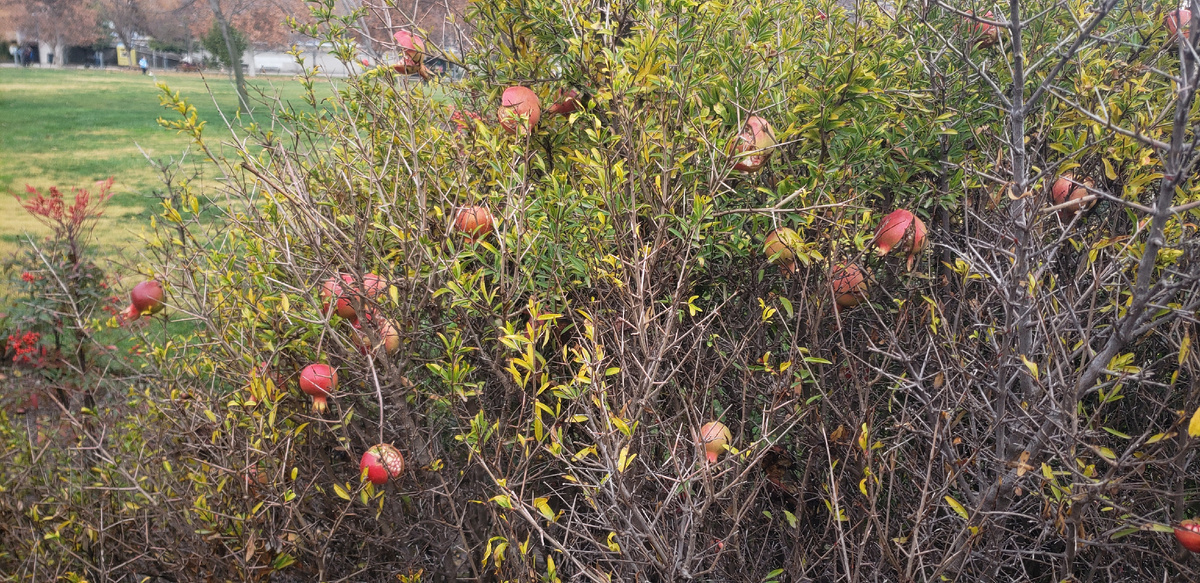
[[116, 45, 138, 67]]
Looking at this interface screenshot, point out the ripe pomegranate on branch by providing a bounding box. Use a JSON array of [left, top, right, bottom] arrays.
[[699, 421, 732, 463], [392, 30, 431, 80], [1167, 9, 1192, 43], [299, 363, 338, 413], [830, 262, 870, 310], [969, 10, 999, 48], [1050, 173, 1096, 219], [763, 227, 802, 275], [498, 86, 541, 134], [730, 116, 776, 173], [361, 444, 405, 485], [350, 311, 401, 356], [1176, 520, 1200, 553], [546, 88, 582, 117], [454, 205, 495, 242], [873, 209, 927, 270], [321, 273, 387, 323], [122, 280, 165, 321]]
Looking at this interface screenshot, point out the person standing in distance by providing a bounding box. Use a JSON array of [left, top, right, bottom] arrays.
[[138, 55, 148, 75]]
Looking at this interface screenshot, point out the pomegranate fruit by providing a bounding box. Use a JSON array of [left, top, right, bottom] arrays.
[[454, 205, 495, 242], [321, 273, 386, 323], [831, 262, 869, 310], [351, 312, 401, 356], [699, 421, 732, 463], [498, 86, 541, 134], [1167, 9, 1192, 43], [730, 116, 776, 173], [546, 88, 582, 117], [122, 280, 165, 321], [1050, 174, 1096, 218], [298, 363, 337, 413], [360, 443, 405, 485], [970, 11, 998, 48], [764, 227, 801, 275], [392, 30, 430, 79], [1175, 519, 1200, 553], [873, 209, 928, 271]]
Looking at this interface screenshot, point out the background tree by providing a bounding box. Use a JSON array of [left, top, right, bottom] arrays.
[[95, 0, 146, 64], [5, 0, 99, 65], [200, 17, 245, 69]]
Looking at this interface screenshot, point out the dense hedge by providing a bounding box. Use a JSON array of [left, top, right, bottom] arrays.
[[4, 1, 1200, 581]]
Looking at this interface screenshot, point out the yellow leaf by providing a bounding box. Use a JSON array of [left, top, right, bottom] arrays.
[[1188, 406, 1200, 438], [333, 484, 351, 501], [606, 532, 621, 553], [534, 497, 555, 521], [1181, 332, 1191, 366], [617, 446, 636, 472], [1147, 432, 1173, 444], [1020, 356, 1038, 380], [1103, 158, 1117, 180], [945, 495, 969, 521]]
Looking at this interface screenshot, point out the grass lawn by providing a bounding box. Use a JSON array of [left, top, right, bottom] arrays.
[[0, 67, 331, 265]]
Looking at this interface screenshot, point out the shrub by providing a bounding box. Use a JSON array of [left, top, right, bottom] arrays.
[[4, 1, 1200, 581]]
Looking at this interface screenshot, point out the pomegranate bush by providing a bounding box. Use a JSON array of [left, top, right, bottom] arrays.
[[4, 1, 1200, 581]]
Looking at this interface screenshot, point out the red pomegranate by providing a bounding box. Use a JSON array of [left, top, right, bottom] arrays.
[[699, 421, 732, 463], [831, 262, 869, 310], [546, 88, 582, 116], [970, 11, 998, 48], [873, 209, 928, 270], [298, 363, 337, 413], [360, 443, 405, 485], [498, 86, 541, 134], [454, 205, 495, 242], [764, 227, 800, 275], [392, 30, 430, 78], [1050, 174, 1096, 218], [1176, 519, 1200, 553], [351, 312, 401, 356], [122, 280, 165, 321], [321, 273, 386, 323], [731, 116, 776, 173], [393, 30, 425, 62], [450, 108, 482, 134], [1167, 9, 1192, 43]]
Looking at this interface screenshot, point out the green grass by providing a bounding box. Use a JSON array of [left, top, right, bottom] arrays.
[[0, 68, 330, 262]]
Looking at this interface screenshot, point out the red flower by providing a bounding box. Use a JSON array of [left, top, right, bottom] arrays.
[[8, 331, 43, 365], [20, 272, 36, 283]]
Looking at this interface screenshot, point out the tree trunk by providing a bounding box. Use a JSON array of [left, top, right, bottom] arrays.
[[207, 0, 249, 111], [246, 44, 257, 77], [53, 41, 65, 68], [38, 41, 50, 66]]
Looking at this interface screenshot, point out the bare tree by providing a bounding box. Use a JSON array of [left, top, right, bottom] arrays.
[[6, 0, 98, 65]]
